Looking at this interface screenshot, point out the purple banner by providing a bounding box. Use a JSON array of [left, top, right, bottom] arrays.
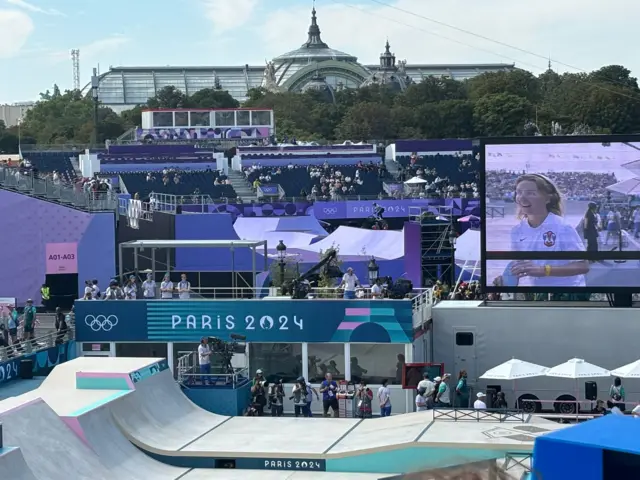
[[241, 156, 380, 167], [108, 144, 203, 155], [240, 144, 375, 153], [180, 198, 478, 221], [137, 127, 270, 141], [99, 155, 214, 165]]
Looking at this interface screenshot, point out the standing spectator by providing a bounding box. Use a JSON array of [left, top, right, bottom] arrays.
[[339, 267, 360, 299], [142, 273, 156, 299], [455, 370, 470, 407], [7, 306, 19, 347], [83, 280, 93, 299], [435, 374, 452, 407], [319, 373, 339, 417], [198, 337, 211, 385], [415, 388, 428, 412], [22, 299, 37, 343], [40, 283, 51, 312], [377, 379, 392, 417], [609, 377, 626, 411], [292, 377, 310, 417], [160, 274, 174, 299], [124, 276, 138, 300], [305, 380, 320, 417], [178, 274, 191, 299], [91, 280, 101, 299], [54, 307, 68, 345], [418, 373, 435, 409], [474, 392, 487, 409], [104, 280, 124, 300], [251, 371, 267, 416], [269, 379, 285, 417]]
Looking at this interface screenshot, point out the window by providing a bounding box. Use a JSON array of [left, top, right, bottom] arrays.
[[350, 344, 405, 385], [308, 343, 345, 382], [190, 111, 210, 126], [215, 110, 235, 126], [249, 343, 302, 383], [235, 110, 250, 126], [455, 332, 474, 346], [251, 110, 271, 126], [175, 111, 189, 127], [81, 343, 111, 352], [153, 111, 173, 127]]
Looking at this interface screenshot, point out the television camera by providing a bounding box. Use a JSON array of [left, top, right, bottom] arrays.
[[207, 333, 246, 375]]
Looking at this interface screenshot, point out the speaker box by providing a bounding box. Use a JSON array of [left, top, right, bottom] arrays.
[[20, 359, 33, 380], [585, 381, 598, 401]]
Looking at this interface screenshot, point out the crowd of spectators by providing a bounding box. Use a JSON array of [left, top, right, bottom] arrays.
[[433, 281, 483, 301], [395, 152, 480, 199], [486, 170, 617, 201], [243, 160, 388, 199]]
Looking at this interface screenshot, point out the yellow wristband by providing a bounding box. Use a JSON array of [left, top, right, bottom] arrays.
[[544, 265, 552, 276]]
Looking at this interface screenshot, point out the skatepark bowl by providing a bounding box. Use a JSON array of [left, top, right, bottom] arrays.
[[0, 357, 567, 479]]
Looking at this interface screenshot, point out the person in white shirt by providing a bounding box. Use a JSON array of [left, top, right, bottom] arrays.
[[198, 337, 211, 385], [371, 279, 383, 299], [339, 267, 360, 299], [177, 274, 191, 300], [377, 379, 392, 417], [415, 388, 428, 412], [123, 276, 137, 300], [474, 392, 487, 409], [417, 373, 435, 408], [160, 274, 174, 299], [493, 174, 589, 288], [631, 403, 640, 417], [83, 280, 93, 299], [91, 280, 100, 299], [142, 273, 156, 299], [607, 400, 624, 416]]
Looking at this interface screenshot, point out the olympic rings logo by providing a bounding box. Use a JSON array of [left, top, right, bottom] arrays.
[[323, 208, 338, 214], [85, 315, 119, 332]]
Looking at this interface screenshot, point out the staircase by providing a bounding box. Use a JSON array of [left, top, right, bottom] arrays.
[[226, 170, 256, 202]]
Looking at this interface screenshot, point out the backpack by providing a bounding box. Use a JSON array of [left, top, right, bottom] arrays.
[[293, 388, 306, 406]]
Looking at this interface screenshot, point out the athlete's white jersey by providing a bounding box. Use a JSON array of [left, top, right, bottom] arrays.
[[509, 212, 586, 287]]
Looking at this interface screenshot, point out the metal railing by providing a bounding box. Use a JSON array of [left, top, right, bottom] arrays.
[[0, 322, 75, 361], [176, 351, 249, 388], [503, 453, 532, 473], [432, 407, 528, 423], [0, 165, 117, 211]]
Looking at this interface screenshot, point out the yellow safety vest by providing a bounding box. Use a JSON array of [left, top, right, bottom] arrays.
[[41, 287, 50, 300]]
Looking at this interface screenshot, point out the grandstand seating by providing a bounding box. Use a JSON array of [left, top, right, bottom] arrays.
[[25, 151, 78, 181], [243, 165, 387, 197], [119, 171, 237, 200], [395, 153, 478, 185]]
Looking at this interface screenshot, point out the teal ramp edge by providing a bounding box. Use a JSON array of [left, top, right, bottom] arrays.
[[326, 446, 507, 473], [76, 376, 132, 391]]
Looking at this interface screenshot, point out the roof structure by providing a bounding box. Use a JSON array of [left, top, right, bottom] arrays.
[[93, 6, 515, 109], [120, 239, 267, 249]]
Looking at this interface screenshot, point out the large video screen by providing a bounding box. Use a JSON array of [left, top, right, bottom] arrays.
[[482, 138, 640, 291]]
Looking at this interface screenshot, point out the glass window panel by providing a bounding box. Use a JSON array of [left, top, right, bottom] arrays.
[[350, 343, 405, 385], [308, 343, 345, 382], [153, 111, 173, 127], [215, 110, 235, 126], [175, 111, 189, 127], [236, 110, 250, 126], [251, 110, 271, 126], [249, 343, 302, 383], [81, 342, 111, 352], [190, 111, 210, 126]]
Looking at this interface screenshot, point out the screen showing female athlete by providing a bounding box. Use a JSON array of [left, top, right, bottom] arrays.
[[493, 174, 589, 287]]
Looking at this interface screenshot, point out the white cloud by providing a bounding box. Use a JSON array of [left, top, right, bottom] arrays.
[[6, 0, 64, 16], [0, 9, 34, 58], [201, 0, 259, 35], [259, 0, 640, 76], [47, 34, 131, 64]]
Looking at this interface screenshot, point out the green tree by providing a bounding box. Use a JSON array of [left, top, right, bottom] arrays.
[[467, 70, 541, 103], [146, 86, 188, 109], [473, 93, 535, 136], [335, 102, 393, 140], [187, 88, 239, 109], [396, 76, 467, 107]]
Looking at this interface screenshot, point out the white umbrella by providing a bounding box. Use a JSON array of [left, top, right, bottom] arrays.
[[480, 358, 548, 380], [546, 358, 610, 379], [480, 359, 548, 410], [610, 359, 640, 378], [404, 176, 427, 185], [546, 358, 610, 413], [605, 177, 640, 195]]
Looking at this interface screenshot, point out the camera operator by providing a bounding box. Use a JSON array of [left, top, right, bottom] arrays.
[[198, 337, 212, 385], [250, 369, 267, 416], [269, 379, 285, 417], [291, 377, 311, 417], [356, 380, 373, 419], [319, 373, 339, 418]]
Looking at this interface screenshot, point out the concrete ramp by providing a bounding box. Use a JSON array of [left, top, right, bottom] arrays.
[[110, 369, 228, 450], [0, 447, 38, 480], [76, 401, 190, 479], [0, 400, 111, 480]]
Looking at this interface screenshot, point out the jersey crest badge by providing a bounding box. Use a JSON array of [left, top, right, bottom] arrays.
[[542, 231, 556, 247]]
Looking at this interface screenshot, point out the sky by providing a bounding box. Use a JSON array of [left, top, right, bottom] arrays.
[[0, 0, 638, 103]]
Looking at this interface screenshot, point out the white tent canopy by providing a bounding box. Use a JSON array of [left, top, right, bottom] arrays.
[[404, 176, 427, 185], [610, 359, 640, 378], [545, 358, 611, 379], [480, 359, 548, 380], [606, 177, 640, 195]]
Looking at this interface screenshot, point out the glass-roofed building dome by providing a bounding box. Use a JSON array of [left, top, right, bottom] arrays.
[[270, 8, 371, 92]]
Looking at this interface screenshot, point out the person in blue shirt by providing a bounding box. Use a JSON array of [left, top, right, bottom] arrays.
[[319, 373, 339, 418]]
